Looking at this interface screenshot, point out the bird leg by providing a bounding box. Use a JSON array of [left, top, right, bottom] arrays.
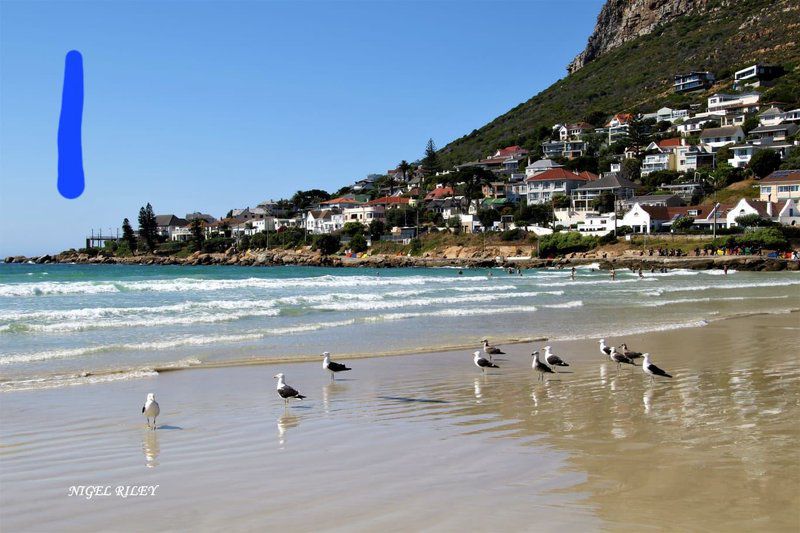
[[153, 417, 157, 430]]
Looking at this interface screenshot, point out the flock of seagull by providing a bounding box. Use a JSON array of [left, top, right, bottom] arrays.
[[141, 341, 673, 427]]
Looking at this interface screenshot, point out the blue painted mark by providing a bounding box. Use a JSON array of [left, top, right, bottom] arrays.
[[57, 50, 85, 199]]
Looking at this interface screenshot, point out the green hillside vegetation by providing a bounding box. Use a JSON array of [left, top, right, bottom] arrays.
[[438, 0, 800, 166]]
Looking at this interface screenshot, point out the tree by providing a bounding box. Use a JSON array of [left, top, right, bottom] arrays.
[[514, 203, 552, 227], [190, 218, 205, 248], [621, 158, 641, 182], [742, 116, 759, 135], [349, 233, 368, 253], [446, 215, 462, 234], [641, 170, 680, 190], [342, 222, 364, 237], [593, 191, 616, 214], [368, 219, 385, 240], [748, 149, 782, 179], [137, 203, 158, 251], [780, 146, 800, 170], [454, 167, 494, 212], [290, 189, 331, 210], [313, 234, 341, 255], [477, 208, 501, 229], [563, 155, 598, 174], [734, 213, 764, 228], [672, 216, 695, 232], [421, 138, 441, 175], [552, 194, 570, 209], [121, 218, 137, 252], [398, 160, 411, 182]]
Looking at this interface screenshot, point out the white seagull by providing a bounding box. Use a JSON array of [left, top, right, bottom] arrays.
[[322, 351, 351, 381], [482, 339, 505, 361], [543, 346, 569, 373], [532, 351, 554, 381], [142, 393, 160, 430], [598, 339, 612, 357], [642, 353, 673, 383], [609, 346, 635, 371], [274, 373, 307, 406], [473, 350, 499, 372]]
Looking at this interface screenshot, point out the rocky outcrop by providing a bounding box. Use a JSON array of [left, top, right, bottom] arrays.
[[5, 248, 798, 271], [567, 0, 709, 74]]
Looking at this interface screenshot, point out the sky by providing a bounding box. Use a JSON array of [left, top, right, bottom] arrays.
[[0, 0, 603, 256]]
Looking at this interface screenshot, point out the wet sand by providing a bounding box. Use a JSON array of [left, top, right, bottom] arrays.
[[1, 312, 799, 532]]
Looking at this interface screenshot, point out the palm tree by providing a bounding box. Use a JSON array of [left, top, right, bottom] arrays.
[[398, 160, 411, 182]]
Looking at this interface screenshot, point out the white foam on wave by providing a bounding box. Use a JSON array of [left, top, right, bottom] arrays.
[[552, 319, 711, 341], [638, 295, 789, 307], [0, 368, 160, 392], [653, 280, 795, 294], [0, 274, 486, 297], [365, 305, 538, 322], [543, 300, 583, 309], [311, 291, 552, 311]]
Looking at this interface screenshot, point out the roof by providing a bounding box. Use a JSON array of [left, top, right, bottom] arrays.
[[306, 210, 333, 220], [700, 126, 742, 138], [626, 194, 682, 203], [524, 168, 588, 183], [321, 196, 364, 205], [366, 196, 411, 206], [576, 172, 638, 190], [526, 159, 563, 170], [155, 215, 186, 227], [638, 205, 670, 220], [749, 123, 798, 134], [577, 171, 599, 181], [493, 145, 528, 158], [425, 187, 455, 201], [665, 204, 733, 221], [607, 113, 633, 126], [761, 170, 800, 184], [758, 106, 784, 116], [734, 200, 778, 218], [657, 138, 682, 148]]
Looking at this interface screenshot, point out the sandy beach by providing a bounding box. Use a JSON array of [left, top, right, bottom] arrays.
[[1, 311, 799, 532]]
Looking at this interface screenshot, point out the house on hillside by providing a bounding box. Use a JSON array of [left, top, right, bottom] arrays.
[[758, 107, 785, 127], [661, 204, 731, 231], [624, 195, 684, 208], [706, 93, 760, 114], [676, 116, 716, 137], [320, 196, 366, 210], [675, 144, 715, 172], [699, 126, 744, 151], [342, 205, 386, 225], [365, 196, 412, 209], [726, 198, 800, 228], [525, 158, 563, 178], [759, 170, 800, 202], [733, 64, 784, 89], [571, 172, 638, 212], [524, 168, 597, 205], [558, 122, 593, 140], [641, 138, 683, 176], [620, 204, 670, 233], [748, 123, 798, 145], [155, 215, 188, 240], [541, 139, 588, 159], [424, 186, 455, 202], [673, 71, 715, 93], [607, 113, 634, 144]]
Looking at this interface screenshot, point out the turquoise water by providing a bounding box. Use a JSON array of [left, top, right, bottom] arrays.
[[0, 263, 796, 391]]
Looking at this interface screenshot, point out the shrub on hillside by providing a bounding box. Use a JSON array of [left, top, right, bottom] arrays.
[[500, 228, 524, 241], [202, 237, 235, 253], [349, 233, 368, 253], [313, 234, 341, 255]]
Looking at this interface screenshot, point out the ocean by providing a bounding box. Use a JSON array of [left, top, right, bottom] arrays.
[[1, 263, 796, 391]]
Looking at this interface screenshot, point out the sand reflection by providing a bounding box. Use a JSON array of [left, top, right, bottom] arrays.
[[141, 429, 160, 468]]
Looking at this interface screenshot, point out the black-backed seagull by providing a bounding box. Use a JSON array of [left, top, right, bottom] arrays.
[[532, 351, 554, 381], [543, 346, 569, 373], [642, 353, 673, 382], [609, 346, 635, 371], [322, 351, 351, 381], [473, 350, 499, 372], [274, 373, 307, 406], [619, 343, 643, 362], [598, 339, 612, 357], [141, 393, 160, 430], [482, 339, 505, 361]]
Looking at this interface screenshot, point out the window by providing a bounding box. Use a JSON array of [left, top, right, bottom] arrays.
[[778, 185, 799, 193]]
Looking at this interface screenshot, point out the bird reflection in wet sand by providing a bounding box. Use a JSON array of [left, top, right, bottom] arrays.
[[322, 381, 347, 412], [277, 414, 300, 445], [473, 378, 483, 403], [643, 388, 653, 414], [141, 428, 160, 468]]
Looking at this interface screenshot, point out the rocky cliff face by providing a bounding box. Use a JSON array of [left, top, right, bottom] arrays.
[[568, 0, 710, 74]]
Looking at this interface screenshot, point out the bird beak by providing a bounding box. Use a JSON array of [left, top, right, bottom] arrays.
[[273, 375, 279, 378]]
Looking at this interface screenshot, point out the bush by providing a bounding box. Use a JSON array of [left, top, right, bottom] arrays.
[[203, 237, 235, 253], [157, 241, 184, 255], [538, 232, 599, 257], [349, 233, 368, 253], [368, 219, 385, 240], [501, 228, 524, 241], [616, 225, 634, 236], [342, 222, 364, 237], [713, 227, 789, 251], [748, 149, 782, 179], [313, 234, 341, 255]]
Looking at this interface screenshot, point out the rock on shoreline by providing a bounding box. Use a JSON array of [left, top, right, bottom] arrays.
[[5, 248, 798, 271]]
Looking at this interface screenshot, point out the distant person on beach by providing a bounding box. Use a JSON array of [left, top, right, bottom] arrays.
[[458, 270, 463, 275], [611, 268, 616, 281], [638, 267, 643, 278], [571, 267, 576, 280], [723, 265, 728, 275]]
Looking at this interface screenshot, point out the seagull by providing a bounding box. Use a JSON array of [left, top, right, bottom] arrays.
[[274, 373, 307, 406], [543, 346, 569, 373], [532, 351, 554, 381], [473, 350, 499, 372], [482, 339, 505, 361], [609, 346, 635, 371], [598, 339, 612, 357], [619, 343, 643, 362], [642, 353, 673, 383], [322, 351, 351, 381], [141, 393, 160, 430]]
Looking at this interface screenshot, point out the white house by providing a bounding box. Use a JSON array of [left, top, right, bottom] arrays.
[[607, 113, 634, 144], [305, 210, 334, 234], [342, 205, 386, 225], [726, 198, 775, 227], [525, 168, 598, 205], [655, 107, 689, 123], [707, 93, 760, 114], [620, 204, 669, 234], [676, 116, 715, 137], [578, 213, 616, 236], [525, 158, 564, 178], [758, 107, 785, 127], [699, 126, 745, 151]]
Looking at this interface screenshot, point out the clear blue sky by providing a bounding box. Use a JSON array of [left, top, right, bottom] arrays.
[[0, 0, 603, 256]]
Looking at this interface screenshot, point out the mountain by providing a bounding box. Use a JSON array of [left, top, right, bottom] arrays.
[[438, 0, 800, 168]]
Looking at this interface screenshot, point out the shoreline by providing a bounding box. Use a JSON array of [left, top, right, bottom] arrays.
[[2, 311, 798, 531], [5, 248, 799, 271], [4, 308, 796, 393]]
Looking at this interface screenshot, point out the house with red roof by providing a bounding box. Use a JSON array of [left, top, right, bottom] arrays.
[[320, 195, 368, 209], [641, 138, 685, 176], [524, 168, 598, 205], [365, 196, 412, 209], [424, 186, 456, 202], [608, 113, 634, 144]]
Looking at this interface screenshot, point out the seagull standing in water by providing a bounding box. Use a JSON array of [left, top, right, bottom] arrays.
[[598, 339, 612, 357], [473, 350, 499, 372], [142, 393, 160, 430], [609, 346, 635, 371], [532, 351, 554, 381], [642, 353, 673, 383], [482, 339, 505, 361], [543, 346, 569, 373], [322, 351, 351, 381], [274, 373, 307, 407], [619, 343, 643, 362]]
